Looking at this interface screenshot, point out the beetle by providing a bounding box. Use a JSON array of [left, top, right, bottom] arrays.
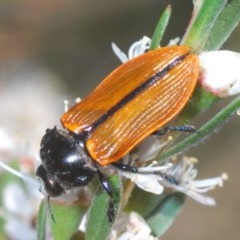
[[36, 45, 199, 222]]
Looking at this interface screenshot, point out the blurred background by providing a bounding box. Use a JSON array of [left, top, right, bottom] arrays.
[[0, 0, 239, 239]]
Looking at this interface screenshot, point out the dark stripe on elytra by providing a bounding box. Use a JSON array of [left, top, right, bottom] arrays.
[[86, 52, 190, 135]]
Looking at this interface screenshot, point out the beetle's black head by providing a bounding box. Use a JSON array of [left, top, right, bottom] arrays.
[[36, 127, 97, 197]]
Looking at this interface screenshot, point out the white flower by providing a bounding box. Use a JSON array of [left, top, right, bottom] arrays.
[[2, 183, 40, 240], [159, 157, 228, 206], [111, 36, 151, 63], [119, 162, 172, 194], [199, 50, 240, 97], [120, 156, 227, 206], [111, 36, 181, 64], [110, 212, 157, 240], [0, 69, 65, 239]]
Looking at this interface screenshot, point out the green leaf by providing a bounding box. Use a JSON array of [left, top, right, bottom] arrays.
[[146, 193, 185, 237], [0, 161, 23, 240], [182, 0, 227, 52], [37, 200, 47, 240], [50, 200, 86, 240], [126, 187, 167, 218], [150, 5, 171, 50], [204, 0, 240, 51], [86, 174, 122, 240]]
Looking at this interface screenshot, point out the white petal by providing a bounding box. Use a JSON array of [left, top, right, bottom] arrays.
[[118, 232, 135, 240], [191, 177, 224, 191], [111, 36, 151, 63], [167, 37, 180, 46], [117, 212, 157, 240], [128, 36, 151, 59], [199, 50, 240, 97], [174, 185, 216, 206], [120, 171, 164, 194], [138, 163, 173, 173], [63, 99, 69, 112], [111, 42, 129, 63], [186, 191, 216, 206]]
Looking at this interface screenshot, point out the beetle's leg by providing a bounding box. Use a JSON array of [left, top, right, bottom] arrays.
[[153, 125, 196, 136], [112, 162, 138, 173], [97, 169, 113, 197], [97, 170, 115, 222]]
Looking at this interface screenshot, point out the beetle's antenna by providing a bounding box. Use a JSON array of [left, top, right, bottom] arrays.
[[46, 195, 56, 223]]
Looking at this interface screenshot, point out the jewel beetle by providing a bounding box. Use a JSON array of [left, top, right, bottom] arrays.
[[36, 45, 199, 221]]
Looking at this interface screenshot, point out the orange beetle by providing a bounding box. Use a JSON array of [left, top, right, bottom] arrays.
[[36, 46, 199, 221]]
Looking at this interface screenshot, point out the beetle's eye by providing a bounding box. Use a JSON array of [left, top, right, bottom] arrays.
[[36, 165, 65, 197]]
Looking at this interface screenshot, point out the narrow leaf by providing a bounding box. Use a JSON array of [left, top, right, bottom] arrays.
[[182, 0, 227, 52], [150, 5, 171, 50], [146, 193, 185, 237], [204, 0, 240, 51], [37, 200, 47, 240], [50, 201, 85, 240], [126, 187, 167, 218], [86, 174, 122, 240]]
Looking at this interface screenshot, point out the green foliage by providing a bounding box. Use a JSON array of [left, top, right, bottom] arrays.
[[146, 193, 185, 237], [50, 201, 86, 240], [86, 175, 122, 240]]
